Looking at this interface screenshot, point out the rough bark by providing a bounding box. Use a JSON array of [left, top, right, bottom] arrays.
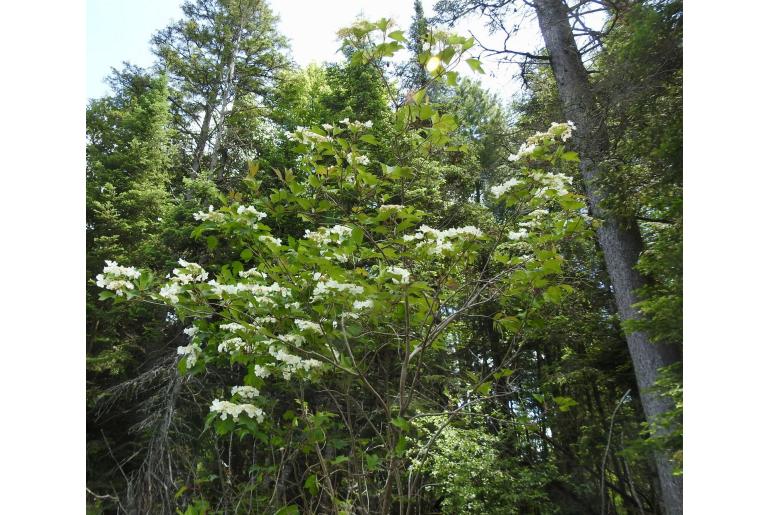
[[191, 90, 216, 176], [532, 0, 682, 513], [210, 29, 242, 180]]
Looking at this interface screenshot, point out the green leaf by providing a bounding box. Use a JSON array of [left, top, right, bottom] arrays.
[[544, 285, 565, 303], [391, 417, 410, 432], [206, 236, 218, 250], [240, 248, 253, 261], [561, 150, 579, 162], [465, 58, 485, 74], [388, 30, 407, 42], [304, 474, 319, 495], [360, 134, 378, 145], [554, 396, 579, 412], [274, 505, 300, 515], [395, 435, 408, 456], [365, 453, 380, 470], [330, 455, 349, 465], [477, 382, 492, 396]]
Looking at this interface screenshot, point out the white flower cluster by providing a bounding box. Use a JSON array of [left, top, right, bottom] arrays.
[[346, 153, 370, 166], [285, 126, 332, 145], [340, 118, 373, 130], [295, 319, 323, 334], [385, 266, 411, 285], [312, 277, 364, 301], [304, 225, 353, 245], [531, 170, 573, 196], [277, 333, 306, 346], [207, 280, 292, 306], [159, 282, 182, 304], [269, 346, 323, 380], [490, 177, 521, 198], [231, 385, 260, 399], [96, 260, 141, 296], [236, 205, 268, 220], [253, 364, 271, 378], [184, 326, 199, 337], [259, 235, 282, 246], [253, 316, 277, 325], [220, 322, 245, 332], [508, 229, 529, 241], [172, 259, 209, 285], [379, 204, 405, 212], [210, 399, 264, 422], [193, 205, 226, 222], [159, 259, 208, 304], [239, 268, 267, 279], [404, 225, 484, 255], [177, 342, 201, 368], [353, 299, 374, 311], [217, 337, 255, 353], [507, 121, 576, 162]]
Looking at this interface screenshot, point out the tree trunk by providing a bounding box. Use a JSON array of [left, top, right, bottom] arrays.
[[191, 90, 216, 176], [532, 1, 682, 513]]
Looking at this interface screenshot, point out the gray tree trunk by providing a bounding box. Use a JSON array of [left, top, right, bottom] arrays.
[[532, 0, 683, 513], [191, 91, 216, 177], [210, 30, 242, 180]]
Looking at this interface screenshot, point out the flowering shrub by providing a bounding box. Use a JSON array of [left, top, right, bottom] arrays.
[[96, 20, 591, 512]]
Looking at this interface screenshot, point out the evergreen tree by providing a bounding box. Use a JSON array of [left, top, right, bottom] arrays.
[[151, 0, 289, 182]]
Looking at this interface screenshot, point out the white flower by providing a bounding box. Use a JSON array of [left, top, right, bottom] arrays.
[[385, 266, 411, 285], [102, 260, 141, 279], [259, 235, 282, 246], [508, 229, 528, 241], [239, 268, 267, 279], [172, 260, 208, 284], [231, 385, 260, 399], [353, 299, 374, 311], [286, 126, 333, 145], [305, 225, 353, 245], [218, 337, 254, 353], [277, 333, 306, 346], [253, 364, 270, 378], [220, 322, 245, 332], [193, 205, 226, 222], [379, 204, 404, 213], [312, 278, 364, 300], [531, 170, 572, 196], [177, 343, 201, 368], [322, 123, 334, 131], [96, 260, 141, 296], [346, 152, 370, 166], [210, 399, 264, 422], [295, 319, 323, 334], [253, 316, 277, 325], [490, 177, 520, 198], [183, 326, 199, 337], [405, 225, 483, 255], [236, 205, 267, 220], [159, 282, 182, 304]]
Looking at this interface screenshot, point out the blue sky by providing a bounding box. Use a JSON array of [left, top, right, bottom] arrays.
[[87, 0, 546, 100], [87, 0, 183, 99]]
